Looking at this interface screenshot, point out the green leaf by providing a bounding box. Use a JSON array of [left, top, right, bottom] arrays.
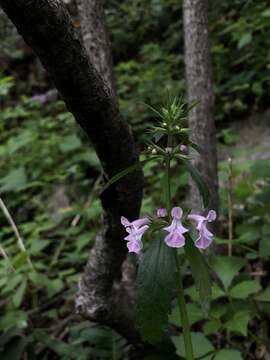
[[169, 303, 205, 327], [136, 237, 177, 344], [0, 167, 27, 192], [229, 280, 261, 299], [238, 33, 252, 49], [104, 158, 152, 191], [185, 236, 212, 313], [172, 332, 214, 359], [0, 336, 28, 360], [180, 159, 210, 207], [214, 349, 243, 360], [210, 256, 245, 291], [224, 311, 251, 336], [12, 252, 29, 270], [34, 329, 79, 357], [262, 8, 270, 17], [203, 319, 222, 335], [59, 134, 82, 152], [254, 287, 270, 302], [13, 279, 27, 308]]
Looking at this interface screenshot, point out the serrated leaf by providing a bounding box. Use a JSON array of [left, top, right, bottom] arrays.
[[172, 332, 214, 359], [180, 158, 210, 207], [136, 238, 177, 344], [214, 349, 243, 360], [224, 311, 251, 336], [229, 280, 261, 299], [185, 236, 212, 313], [210, 256, 245, 291]]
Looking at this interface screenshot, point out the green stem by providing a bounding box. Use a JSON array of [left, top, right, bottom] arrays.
[[174, 253, 194, 360], [165, 154, 194, 360]]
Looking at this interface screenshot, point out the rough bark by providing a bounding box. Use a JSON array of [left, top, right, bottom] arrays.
[[183, 0, 218, 212], [76, 0, 116, 97], [0, 0, 143, 343], [75, 0, 139, 318]]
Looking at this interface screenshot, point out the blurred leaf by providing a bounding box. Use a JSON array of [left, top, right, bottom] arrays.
[[59, 134, 82, 152], [136, 237, 177, 344], [0, 167, 27, 192], [210, 256, 245, 291], [224, 310, 251, 336], [203, 319, 222, 335], [185, 236, 212, 313], [262, 9, 270, 17], [238, 33, 252, 49], [229, 280, 261, 299], [214, 349, 243, 360], [169, 303, 205, 327], [181, 159, 210, 207], [254, 287, 270, 302], [0, 311, 28, 331], [34, 329, 81, 358], [104, 158, 152, 191], [13, 279, 27, 308], [172, 332, 214, 359], [0, 335, 28, 360]]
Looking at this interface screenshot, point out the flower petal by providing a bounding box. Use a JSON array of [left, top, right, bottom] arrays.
[[164, 232, 185, 248], [127, 240, 143, 254], [195, 234, 213, 249], [206, 210, 216, 222], [171, 207, 183, 219], [121, 216, 130, 227], [132, 217, 150, 228]]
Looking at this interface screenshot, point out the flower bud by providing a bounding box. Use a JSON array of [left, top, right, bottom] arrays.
[[156, 208, 167, 218], [180, 144, 188, 152], [151, 148, 157, 155], [162, 122, 167, 127], [165, 147, 172, 154]]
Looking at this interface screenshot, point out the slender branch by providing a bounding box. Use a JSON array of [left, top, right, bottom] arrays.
[[0, 197, 32, 268]]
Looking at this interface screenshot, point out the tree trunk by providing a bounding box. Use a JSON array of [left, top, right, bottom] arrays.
[[76, 0, 116, 97], [183, 0, 218, 213], [0, 0, 143, 343], [76, 0, 138, 314]]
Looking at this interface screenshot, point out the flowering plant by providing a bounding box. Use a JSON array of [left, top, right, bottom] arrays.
[[107, 97, 216, 360]]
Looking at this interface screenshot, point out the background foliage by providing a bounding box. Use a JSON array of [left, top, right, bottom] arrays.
[[0, 0, 270, 358]]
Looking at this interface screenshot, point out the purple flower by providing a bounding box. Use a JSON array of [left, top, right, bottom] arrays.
[[163, 207, 188, 248], [121, 216, 149, 254], [31, 94, 48, 104], [188, 210, 216, 249], [156, 208, 167, 218]]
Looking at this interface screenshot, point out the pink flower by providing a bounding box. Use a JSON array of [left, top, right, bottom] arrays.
[[156, 208, 167, 218], [121, 216, 149, 254], [163, 207, 188, 248], [188, 210, 216, 249]]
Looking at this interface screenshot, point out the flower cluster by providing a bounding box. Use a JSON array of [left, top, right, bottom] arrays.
[[121, 207, 216, 254]]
